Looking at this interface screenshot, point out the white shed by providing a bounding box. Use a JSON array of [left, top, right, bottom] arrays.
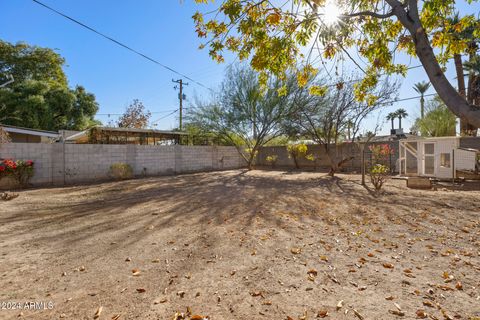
[[398, 137, 479, 179]]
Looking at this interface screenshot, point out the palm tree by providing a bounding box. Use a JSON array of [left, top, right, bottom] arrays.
[[395, 108, 408, 130], [413, 81, 431, 119], [386, 112, 396, 131]]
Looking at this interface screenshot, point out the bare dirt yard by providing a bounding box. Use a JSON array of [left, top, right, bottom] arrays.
[[0, 170, 479, 320]]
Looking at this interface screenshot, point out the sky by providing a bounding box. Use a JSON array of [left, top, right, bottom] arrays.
[[1, 0, 479, 135]]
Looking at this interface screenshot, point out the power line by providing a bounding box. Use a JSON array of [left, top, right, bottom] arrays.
[[31, 0, 215, 92], [96, 109, 178, 116], [379, 93, 436, 106], [151, 109, 179, 125]]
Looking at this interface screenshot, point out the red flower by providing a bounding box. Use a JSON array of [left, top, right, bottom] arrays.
[[0, 165, 5, 172], [26, 160, 33, 166]]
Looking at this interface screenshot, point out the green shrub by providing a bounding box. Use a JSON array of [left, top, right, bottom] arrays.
[[287, 143, 313, 169], [369, 164, 389, 191], [265, 155, 278, 167], [368, 144, 394, 191], [109, 163, 133, 180]]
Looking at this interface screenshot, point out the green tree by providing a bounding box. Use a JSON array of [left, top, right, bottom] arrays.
[[283, 76, 398, 176], [413, 81, 431, 119], [193, 0, 480, 127], [413, 96, 457, 137], [394, 108, 408, 129], [0, 40, 99, 131], [186, 65, 308, 169]]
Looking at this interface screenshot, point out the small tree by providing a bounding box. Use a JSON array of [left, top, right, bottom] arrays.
[[368, 144, 394, 192], [117, 99, 151, 129], [287, 143, 309, 169], [265, 155, 278, 168]]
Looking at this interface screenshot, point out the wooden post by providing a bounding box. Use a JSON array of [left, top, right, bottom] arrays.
[[361, 148, 366, 186], [452, 149, 455, 185]]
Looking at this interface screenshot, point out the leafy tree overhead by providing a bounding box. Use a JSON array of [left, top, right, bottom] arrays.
[[193, 0, 480, 127], [0, 40, 99, 131], [117, 99, 152, 129]]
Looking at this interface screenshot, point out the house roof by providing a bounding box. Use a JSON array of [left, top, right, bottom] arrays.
[[0, 124, 60, 138], [65, 126, 188, 141]]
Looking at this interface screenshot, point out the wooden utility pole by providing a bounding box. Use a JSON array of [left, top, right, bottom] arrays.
[[172, 79, 188, 131]]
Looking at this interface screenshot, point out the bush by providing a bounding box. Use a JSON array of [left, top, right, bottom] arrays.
[[369, 164, 389, 191], [368, 144, 394, 192], [109, 163, 133, 180], [287, 143, 310, 169], [265, 155, 278, 167], [0, 159, 34, 187]]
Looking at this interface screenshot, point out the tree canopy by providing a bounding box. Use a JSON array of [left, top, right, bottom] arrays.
[[186, 65, 310, 168], [193, 0, 480, 126], [0, 40, 99, 131], [117, 99, 152, 129], [412, 95, 457, 136]]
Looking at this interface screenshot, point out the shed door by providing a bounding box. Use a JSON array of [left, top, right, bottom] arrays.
[[423, 143, 435, 176]]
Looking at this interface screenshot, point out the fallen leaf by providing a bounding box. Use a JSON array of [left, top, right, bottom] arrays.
[[455, 281, 462, 290], [383, 263, 394, 269], [291, 247, 302, 254], [353, 309, 364, 320], [388, 309, 405, 316], [111, 315, 121, 320], [136, 288, 146, 293], [94, 306, 103, 319], [423, 300, 434, 308], [336, 300, 343, 311], [416, 310, 427, 319], [317, 309, 328, 318], [125, 257, 131, 262], [132, 269, 141, 276]]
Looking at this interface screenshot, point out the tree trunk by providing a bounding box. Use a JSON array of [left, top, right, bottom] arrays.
[[420, 96, 424, 119], [454, 54, 477, 136], [396, 10, 480, 128], [454, 54, 466, 98], [391, 119, 394, 130], [398, 117, 402, 130]]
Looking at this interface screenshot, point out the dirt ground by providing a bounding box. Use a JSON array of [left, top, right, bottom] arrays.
[[0, 170, 479, 320]]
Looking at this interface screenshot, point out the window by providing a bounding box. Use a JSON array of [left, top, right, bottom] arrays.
[[440, 153, 451, 168]]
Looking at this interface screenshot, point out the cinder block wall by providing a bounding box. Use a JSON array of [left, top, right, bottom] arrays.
[[0, 143, 246, 187], [257, 141, 400, 172]]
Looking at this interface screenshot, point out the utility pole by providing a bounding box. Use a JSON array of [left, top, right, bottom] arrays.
[[172, 79, 188, 131]]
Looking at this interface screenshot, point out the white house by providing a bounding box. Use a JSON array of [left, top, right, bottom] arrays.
[[398, 136, 479, 180]]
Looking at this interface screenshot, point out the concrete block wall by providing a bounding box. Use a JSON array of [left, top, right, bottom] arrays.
[[0, 143, 246, 187], [0, 143, 54, 185], [257, 141, 400, 172]]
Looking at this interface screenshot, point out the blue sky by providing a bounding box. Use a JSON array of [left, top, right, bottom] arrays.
[[1, 0, 479, 135]]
